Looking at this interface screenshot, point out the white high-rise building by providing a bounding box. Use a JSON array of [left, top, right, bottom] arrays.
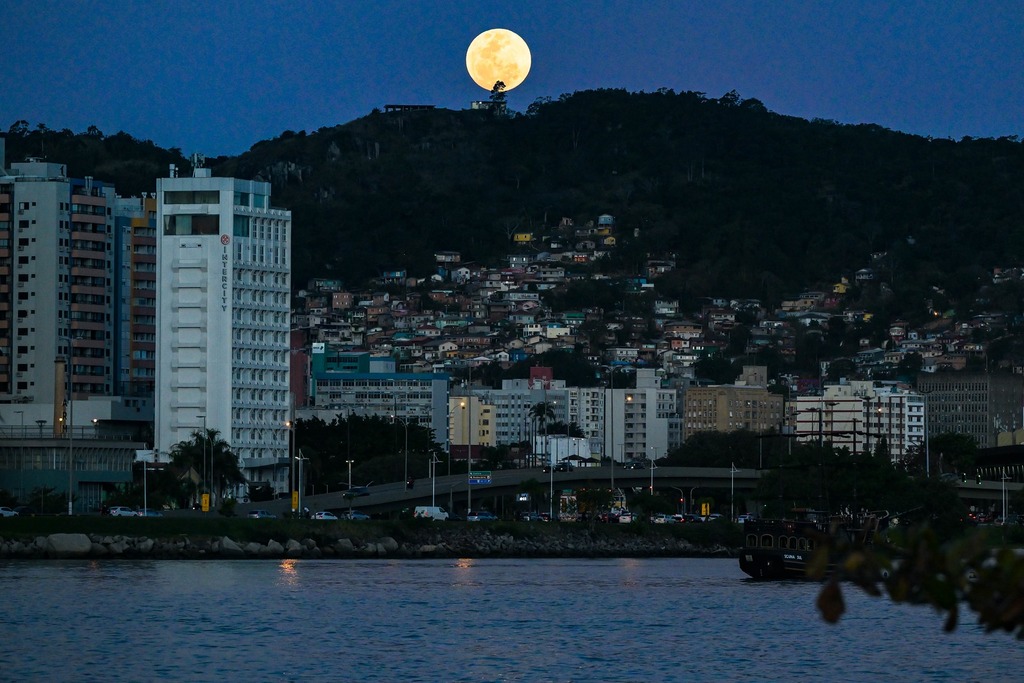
[[155, 167, 291, 496]]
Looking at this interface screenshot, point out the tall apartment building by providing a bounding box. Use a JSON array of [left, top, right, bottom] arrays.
[[917, 372, 1024, 448], [607, 369, 676, 463], [155, 167, 291, 494], [0, 159, 116, 401], [113, 195, 157, 396]]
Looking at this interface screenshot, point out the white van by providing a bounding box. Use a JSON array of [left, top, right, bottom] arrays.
[[414, 506, 449, 521]]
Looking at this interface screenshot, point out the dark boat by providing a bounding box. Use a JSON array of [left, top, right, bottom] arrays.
[[738, 508, 889, 580]]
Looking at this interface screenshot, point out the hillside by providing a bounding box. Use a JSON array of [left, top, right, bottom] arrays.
[[6, 90, 1024, 318]]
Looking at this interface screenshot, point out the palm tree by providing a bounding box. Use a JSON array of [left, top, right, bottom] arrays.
[[529, 402, 556, 467], [169, 428, 245, 507]]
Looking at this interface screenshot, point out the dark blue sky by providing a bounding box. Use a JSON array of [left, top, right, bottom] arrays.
[[4, 1, 1022, 156]]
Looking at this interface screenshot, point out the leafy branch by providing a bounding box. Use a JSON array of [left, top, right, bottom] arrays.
[[812, 524, 1024, 639]]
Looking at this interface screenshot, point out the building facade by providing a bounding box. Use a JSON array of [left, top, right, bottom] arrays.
[[155, 167, 292, 494], [0, 160, 117, 402], [918, 372, 1024, 449]]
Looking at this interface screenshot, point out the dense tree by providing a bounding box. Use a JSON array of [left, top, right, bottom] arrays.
[[167, 429, 244, 507]]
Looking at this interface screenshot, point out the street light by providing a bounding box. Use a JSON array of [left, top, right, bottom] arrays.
[[391, 412, 410, 488], [1002, 467, 1009, 523], [731, 463, 740, 522], [429, 454, 441, 507], [64, 388, 73, 516], [285, 420, 296, 515], [197, 414, 207, 512], [345, 458, 355, 517], [461, 399, 471, 515], [648, 447, 657, 494], [142, 458, 154, 515], [602, 365, 616, 498], [14, 410, 24, 503]]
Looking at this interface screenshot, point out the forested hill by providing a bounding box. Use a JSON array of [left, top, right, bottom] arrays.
[[6, 90, 1024, 310]]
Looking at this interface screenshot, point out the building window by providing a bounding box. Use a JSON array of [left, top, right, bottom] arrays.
[[163, 214, 219, 236]]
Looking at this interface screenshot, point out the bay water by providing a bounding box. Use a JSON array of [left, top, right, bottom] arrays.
[[1, 557, 1020, 682]]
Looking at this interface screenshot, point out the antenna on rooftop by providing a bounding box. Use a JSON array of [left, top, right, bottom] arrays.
[[190, 152, 206, 169]]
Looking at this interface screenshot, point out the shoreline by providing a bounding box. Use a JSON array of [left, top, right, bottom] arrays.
[[2, 525, 741, 560]]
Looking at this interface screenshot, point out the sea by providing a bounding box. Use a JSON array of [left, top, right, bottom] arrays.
[[1, 557, 1020, 682]]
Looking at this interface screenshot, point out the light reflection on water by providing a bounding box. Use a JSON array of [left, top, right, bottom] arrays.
[[1, 558, 1021, 682]]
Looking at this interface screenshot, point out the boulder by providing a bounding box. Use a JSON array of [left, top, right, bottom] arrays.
[[46, 533, 92, 558], [265, 539, 285, 556], [219, 536, 245, 557], [284, 539, 303, 557], [378, 537, 399, 553]]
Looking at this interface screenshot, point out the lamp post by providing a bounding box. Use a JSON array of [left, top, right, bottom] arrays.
[[1002, 467, 1009, 523], [920, 390, 931, 477], [14, 410, 23, 503], [429, 454, 440, 507], [345, 458, 355, 516], [461, 399, 471, 516], [297, 455, 308, 516], [143, 458, 151, 515], [285, 419, 296, 515], [648, 447, 657, 494], [603, 365, 616, 498], [391, 412, 410, 488], [730, 463, 740, 522], [65, 387, 74, 516], [689, 485, 698, 515], [196, 414, 207, 511]]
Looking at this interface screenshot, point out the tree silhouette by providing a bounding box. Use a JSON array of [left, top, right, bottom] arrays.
[[168, 428, 244, 507]]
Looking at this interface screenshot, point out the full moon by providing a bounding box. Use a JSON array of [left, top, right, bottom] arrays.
[[466, 28, 531, 92]]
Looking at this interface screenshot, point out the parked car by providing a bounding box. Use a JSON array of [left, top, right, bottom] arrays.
[[519, 511, 541, 522], [345, 510, 370, 520], [137, 508, 164, 517], [0, 506, 18, 517], [617, 512, 634, 523], [13, 506, 36, 516], [736, 513, 756, 524], [246, 510, 277, 519], [554, 462, 574, 472], [651, 513, 676, 524], [312, 511, 338, 520], [467, 510, 498, 522], [680, 514, 703, 523], [622, 461, 646, 470], [107, 506, 137, 517]]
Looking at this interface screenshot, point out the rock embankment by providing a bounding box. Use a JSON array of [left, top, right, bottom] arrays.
[[1, 528, 736, 560]]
